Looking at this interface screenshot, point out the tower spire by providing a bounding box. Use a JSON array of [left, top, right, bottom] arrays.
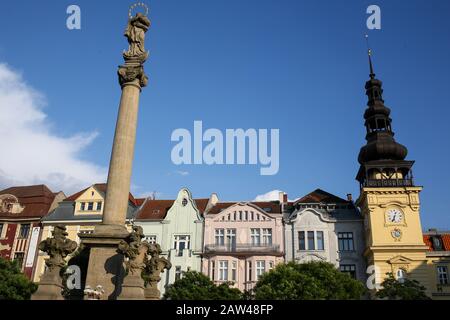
[[365, 34, 375, 79], [356, 38, 414, 189]]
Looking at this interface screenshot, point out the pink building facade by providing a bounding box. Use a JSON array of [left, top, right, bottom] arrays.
[[202, 201, 284, 292]]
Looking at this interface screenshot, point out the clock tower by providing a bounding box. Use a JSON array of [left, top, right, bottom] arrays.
[[355, 49, 431, 295]]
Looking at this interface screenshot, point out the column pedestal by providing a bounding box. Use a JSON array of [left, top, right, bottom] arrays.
[[31, 268, 64, 300], [79, 226, 129, 300], [118, 274, 146, 300]]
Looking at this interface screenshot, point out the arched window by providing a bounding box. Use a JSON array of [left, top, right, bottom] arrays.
[[396, 268, 406, 283]]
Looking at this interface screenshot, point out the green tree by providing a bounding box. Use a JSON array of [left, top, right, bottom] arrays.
[[252, 261, 366, 300], [375, 273, 430, 300], [163, 271, 242, 300], [0, 257, 37, 300]]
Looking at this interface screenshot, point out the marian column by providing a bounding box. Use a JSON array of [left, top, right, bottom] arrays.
[[80, 7, 151, 300]]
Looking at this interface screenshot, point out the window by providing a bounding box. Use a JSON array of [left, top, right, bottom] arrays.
[[231, 261, 237, 281], [248, 261, 252, 282], [340, 265, 356, 279], [87, 202, 94, 211], [0, 223, 3, 238], [215, 229, 224, 246], [437, 266, 449, 285], [219, 261, 228, 281], [299, 231, 306, 250], [396, 269, 406, 283], [145, 235, 157, 244], [317, 231, 324, 250], [175, 266, 182, 281], [80, 202, 86, 211], [226, 229, 236, 249], [19, 224, 30, 239], [14, 252, 25, 269], [262, 229, 272, 245], [432, 236, 444, 251], [251, 229, 261, 246], [338, 232, 354, 251], [256, 261, 265, 279], [96, 202, 102, 211], [173, 235, 190, 256], [269, 261, 274, 270], [182, 198, 188, 206], [211, 261, 215, 281], [307, 231, 315, 250]]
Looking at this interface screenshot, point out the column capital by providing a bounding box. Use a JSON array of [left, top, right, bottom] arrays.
[[118, 64, 148, 88]]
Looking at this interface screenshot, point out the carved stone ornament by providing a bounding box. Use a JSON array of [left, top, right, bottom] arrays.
[[143, 243, 171, 299], [118, 64, 148, 88], [144, 243, 172, 285], [39, 225, 78, 271], [117, 225, 149, 275]]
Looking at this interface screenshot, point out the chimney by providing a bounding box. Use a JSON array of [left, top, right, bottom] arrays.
[[278, 191, 284, 203], [347, 194, 353, 202]]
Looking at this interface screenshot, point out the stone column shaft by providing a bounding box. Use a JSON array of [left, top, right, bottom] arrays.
[[102, 82, 141, 227]]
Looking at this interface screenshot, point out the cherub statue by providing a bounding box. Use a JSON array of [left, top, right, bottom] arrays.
[[39, 225, 78, 271], [117, 225, 149, 275], [143, 243, 172, 295]]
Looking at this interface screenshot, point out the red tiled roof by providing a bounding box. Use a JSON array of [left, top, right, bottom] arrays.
[[0, 185, 56, 219], [136, 198, 210, 220], [423, 234, 450, 251], [294, 189, 349, 205], [207, 201, 282, 215], [64, 183, 137, 206], [135, 198, 146, 206]]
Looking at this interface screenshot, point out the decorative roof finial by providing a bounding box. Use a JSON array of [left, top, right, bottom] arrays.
[[365, 34, 375, 79]]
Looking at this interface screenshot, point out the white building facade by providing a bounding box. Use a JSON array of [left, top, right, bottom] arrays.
[[284, 189, 367, 281], [134, 188, 209, 296]]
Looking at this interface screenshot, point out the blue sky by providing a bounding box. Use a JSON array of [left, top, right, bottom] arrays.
[[0, 0, 449, 229]]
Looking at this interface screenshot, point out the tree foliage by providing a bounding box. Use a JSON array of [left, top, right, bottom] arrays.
[[252, 261, 366, 300], [0, 257, 37, 300], [375, 273, 430, 300], [163, 271, 242, 300]]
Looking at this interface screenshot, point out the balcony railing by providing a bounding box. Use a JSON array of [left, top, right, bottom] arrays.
[[204, 243, 281, 255], [363, 178, 414, 188]]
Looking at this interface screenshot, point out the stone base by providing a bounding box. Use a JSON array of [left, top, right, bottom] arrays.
[[79, 225, 128, 300], [117, 274, 146, 300], [31, 268, 64, 300], [144, 286, 161, 300]]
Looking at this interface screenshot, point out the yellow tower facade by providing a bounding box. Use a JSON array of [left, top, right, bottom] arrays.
[[355, 53, 431, 296]]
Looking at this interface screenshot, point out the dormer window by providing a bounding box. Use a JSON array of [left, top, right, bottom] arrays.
[[80, 202, 86, 211], [96, 202, 102, 211], [182, 198, 188, 207], [432, 236, 443, 251]]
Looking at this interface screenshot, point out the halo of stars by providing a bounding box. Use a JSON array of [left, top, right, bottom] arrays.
[[129, 2, 149, 18]]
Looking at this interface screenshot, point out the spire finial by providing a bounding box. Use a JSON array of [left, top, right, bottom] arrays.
[[365, 34, 375, 79]]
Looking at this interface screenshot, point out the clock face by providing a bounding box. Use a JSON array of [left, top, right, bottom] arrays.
[[387, 209, 403, 223]]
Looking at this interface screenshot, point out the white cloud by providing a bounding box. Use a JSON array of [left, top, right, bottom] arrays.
[[253, 190, 284, 201], [0, 63, 106, 194]]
